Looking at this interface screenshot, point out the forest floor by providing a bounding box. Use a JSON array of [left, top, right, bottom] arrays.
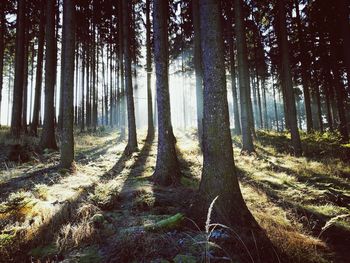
[[0, 126, 349, 263]]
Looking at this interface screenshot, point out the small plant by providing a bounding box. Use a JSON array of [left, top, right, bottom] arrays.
[[89, 182, 121, 210]]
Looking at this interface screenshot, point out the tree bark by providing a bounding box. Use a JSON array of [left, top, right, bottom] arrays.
[[11, 0, 26, 137], [41, 0, 58, 150], [198, 1, 277, 261], [123, 0, 138, 154], [276, 0, 302, 156], [295, 0, 313, 132], [146, 0, 154, 140], [22, 14, 29, 134], [0, 1, 4, 127], [192, 0, 204, 145], [234, 0, 254, 153], [60, 0, 76, 169], [153, 0, 180, 186], [118, 0, 126, 138], [30, 5, 45, 136]]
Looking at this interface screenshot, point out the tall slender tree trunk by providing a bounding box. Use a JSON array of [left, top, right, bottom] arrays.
[[81, 43, 85, 132], [235, 0, 254, 153], [0, 1, 4, 127], [192, 0, 204, 145], [41, 0, 58, 150], [22, 16, 29, 134], [86, 42, 91, 129], [118, 0, 126, 138], [29, 42, 35, 125], [92, 24, 97, 131], [330, 35, 349, 141], [262, 78, 268, 129], [60, 0, 76, 169], [123, 0, 138, 154], [295, 0, 313, 132], [146, 0, 154, 140], [153, 0, 180, 186], [11, 0, 26, 137], [337, 0, 350, 92], [272, 79, 279, 131], [276, 0, 302, 156], [227, 8, 241, 135]]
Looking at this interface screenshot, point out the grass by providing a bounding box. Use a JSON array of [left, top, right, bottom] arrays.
[[0, 127, 349, 262]]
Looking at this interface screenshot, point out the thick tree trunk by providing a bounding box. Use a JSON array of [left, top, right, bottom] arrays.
[[192, 0, 204, 145], [153, 0, 180, 186], [276, 0, 302, 156], [234, 0, 254, 153], [146, 0, 154, 140], [11, 0, 26, 137], [198, 1, 277, 261], [60, 0, 76, 169], [41, 0, 58, 150], [123, 0, 138, 153]]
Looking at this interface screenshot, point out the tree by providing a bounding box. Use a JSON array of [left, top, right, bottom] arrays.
[[227, 6, 241, 135], [123, 0, 138, 154], [152, 0, 181, 186], [40, 0, 58, 150], [295, 0, 313, 133], [118, 0, 126, 139], [235, 0, 254, 153], [31, 3, 45, 136], [276, 0, 302, 156], [192, 0, 204, 147], [145, 0, 154, 140], [60, 0, 76, 169], [11, 0, 26, 137], [198, 1, 277, 261], [0, 1, 5, 127]]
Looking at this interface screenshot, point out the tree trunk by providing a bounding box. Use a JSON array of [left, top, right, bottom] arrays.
[[60, 0, 76, 169], [337, 0, 350, 93], [234, 0, 254, 153], [262, 78, 268, 129], [276, 0, 302, 156], [146, 0, 154, 140], [153, 0, 180, 186], [198, 1, 277, 261], [81, 42, 85, 132], [118, 0, 126, 138], [11, 0, 26, 137], [123, 0, 138, 154], [0, 2, 4, 127], [86, 41, 91, 129], [192, 0, 204, 145], [227, 8, 241, 135], [22, 15, 29, 134], [330, 35, 349, 141], [41, 0, 58, 150], [295, 0, 313, 133]]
